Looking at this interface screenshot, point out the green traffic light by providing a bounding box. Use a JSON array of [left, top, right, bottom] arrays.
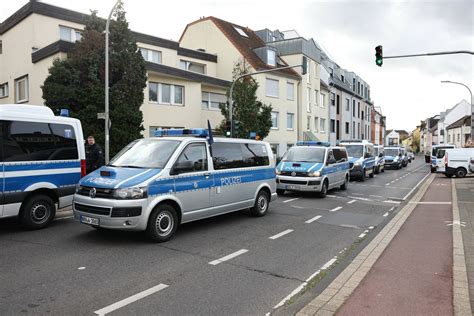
[[376, 58, 383, 66]]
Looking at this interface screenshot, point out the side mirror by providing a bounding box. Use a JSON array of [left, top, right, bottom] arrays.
[[399, 153, 402, 157], [364, 152, 371, 158], [379, 153, 383, 158], [171, 160, 194, 175]]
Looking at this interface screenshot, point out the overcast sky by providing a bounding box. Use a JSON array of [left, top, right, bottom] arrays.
[[1, 0, 473, 131]]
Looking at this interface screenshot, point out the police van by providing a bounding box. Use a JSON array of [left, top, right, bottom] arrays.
[[374, 145, 385, 174], [1, 104, 85, 229], [384, 147, 403, 169], [431, 144, 455, 173], [73, 128, 276, 242], [275, 142, 350, 197], [339, 140, 376, 181]]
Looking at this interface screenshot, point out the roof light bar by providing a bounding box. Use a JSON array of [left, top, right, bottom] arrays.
[[296, 141, 330, 147], [154, 128, 209, 138]]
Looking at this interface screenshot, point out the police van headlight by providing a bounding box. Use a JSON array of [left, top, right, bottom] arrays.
[[393, 157, 399, 162], [310, 171, 321, 177], [354, 161, 362, 166], [113, 187, 148, 199], [75, 184, 83, 193]]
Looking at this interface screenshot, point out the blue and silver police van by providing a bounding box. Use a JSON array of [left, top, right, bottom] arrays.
[[73, 128, 276, 242], [374, 145, 385, 174], [275, 141, 350, 197], [430, 144, 455, 173], [384, 147, 403, 169], [1, 104, 86, 229], [339, 140, 376, 181]]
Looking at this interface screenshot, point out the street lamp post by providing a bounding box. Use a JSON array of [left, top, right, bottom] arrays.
[[441, 80, 474, 146], [105, 0, 121, 164]]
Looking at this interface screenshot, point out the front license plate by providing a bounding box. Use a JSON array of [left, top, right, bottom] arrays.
[[80, 215, 100, 226], [286, 185, 298, 190]]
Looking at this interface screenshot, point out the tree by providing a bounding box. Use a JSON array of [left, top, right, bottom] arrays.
[[42, 2, 147, 157], [218, 60, 272, 139]]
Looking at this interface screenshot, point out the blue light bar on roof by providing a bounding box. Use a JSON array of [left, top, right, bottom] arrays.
[[296, 141, 330, 147], [154, 128, 209, 137]]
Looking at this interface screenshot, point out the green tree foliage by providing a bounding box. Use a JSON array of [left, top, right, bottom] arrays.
[[218, 60, 272, 139], [42, 2, 146, 157]]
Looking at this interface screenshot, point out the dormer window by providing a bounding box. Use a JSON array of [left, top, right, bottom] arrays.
[[233, 26, 249, 38], [267, 49, 276, 66], [341, 75, 344, 82]]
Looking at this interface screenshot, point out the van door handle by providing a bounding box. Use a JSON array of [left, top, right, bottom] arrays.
[[204, 172, 211, 179]]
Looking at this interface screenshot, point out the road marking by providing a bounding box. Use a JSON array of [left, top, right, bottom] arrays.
[[358, 229, 370, 239], [352, 193, 364, 196], [370, 195, 383, 198], [326, 194, 336, 197], [408, 201, 452, 205], [348, 196, 372, 202], [445, 220, 466, 227], [269, 229, 294, 240], [383, 200, 401, 204], [94, 284, 169, 315], [383, 212, 389, 217], [209, 249, 248, 265], [403, 172, 430, 200], [78, 267, 86, 270], [347, 200, 356, 204], [283, 198, 299, 203], [329, 206, 343, 212], [321, 258, 337, 270], [385, 183, 391, 186], [305, 215, 322, 224]]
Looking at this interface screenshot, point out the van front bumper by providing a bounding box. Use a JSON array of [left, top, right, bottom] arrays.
[[72, 194, 148, 231], [350, 165, 363, 177], [276, 175, 323, 192]]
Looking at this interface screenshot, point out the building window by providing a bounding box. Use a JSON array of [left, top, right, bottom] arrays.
[[358, 82, 361, 94], [346, 98, 350, 111], [59, 26, 82, 42], [266, 78, 279, 98], [320, 93, 325, 108], [287, 82, 295, 100], [202, 92, 226, 110], [320, 118, 326, 133], [358, 102, 360, 118], [271, 111, 279, 129], [270, 143, 279, 156], [345, 122, 350, 134], [352, 100, 356, 117], [148, 81, 184, 105], [358, 122, 361, 139], [306, 60, 311, 83], [307, 116, 311, 131], [15, 75, 28, 103], [0, 82, 8, 98], [140, 48, 162, 64], [267, 50, 276, 66], [307, 87, 311, 112], [457, 134, 460, 141], [330, 92, 335, 106], [313, 63, 317, 78], [180, 60, 205, 74], [314, 90, 318, 106], [352, 122, 355, 137], [352, 78, 356, 91], [233, 26, 249, 38], [330, 119, 336, 133], [314, 117, 319, 132], [287, 113, 294, 130], [0, 40, 2, 54]]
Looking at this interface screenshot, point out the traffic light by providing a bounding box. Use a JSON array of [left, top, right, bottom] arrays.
[[224, 119, 231, 137], [375, 45, 383, 67], [233, 120, 241, 137], [302, 56, 308, 75]]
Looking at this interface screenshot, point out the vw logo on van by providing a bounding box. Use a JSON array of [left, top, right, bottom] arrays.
[[291, 172, 296, 177], [89, 187, 97, 198]]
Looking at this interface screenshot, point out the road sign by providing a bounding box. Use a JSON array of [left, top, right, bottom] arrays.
[[97, 112, 106, 119]]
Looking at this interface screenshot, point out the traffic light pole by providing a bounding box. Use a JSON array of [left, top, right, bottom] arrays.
[[383, 50, 473, 59], [228, 63, 304, 137]]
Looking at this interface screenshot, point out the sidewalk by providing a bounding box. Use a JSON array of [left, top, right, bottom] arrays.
[[297, 174, 472, 315]]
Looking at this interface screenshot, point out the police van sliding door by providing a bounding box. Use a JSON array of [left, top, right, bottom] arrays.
[[0, 121, 4, 217]]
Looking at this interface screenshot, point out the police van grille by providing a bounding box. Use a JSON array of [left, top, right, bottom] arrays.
[[280, 171, 309, 177], [280, 179, 308, 185], [77, 186, 114, 198], [74, 202, 111, 216]]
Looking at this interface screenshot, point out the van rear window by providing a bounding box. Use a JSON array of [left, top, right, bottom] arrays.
[[1, 120, 78, 162], [212, 142, 269, 169]]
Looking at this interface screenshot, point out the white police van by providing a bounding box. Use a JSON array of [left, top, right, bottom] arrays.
[[275, 141, 350, 197], [384, 147, 403, 169], [73, 128, 276, 242], [431, 144, 455, 173], [339, 140, 376, 181], [1, 104, 85, 229], [374, 145, 385, 174]]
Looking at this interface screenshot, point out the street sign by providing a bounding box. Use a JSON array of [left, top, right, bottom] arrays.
[[97, 112, 106, 119]]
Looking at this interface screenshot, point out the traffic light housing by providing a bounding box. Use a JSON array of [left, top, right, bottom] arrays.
[[302, 56, 308, 75], [224, 119, 231, 136], [375, 45, 383, 67], [233, 120, 241, 137]]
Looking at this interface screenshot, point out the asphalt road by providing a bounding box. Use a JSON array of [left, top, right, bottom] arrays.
[[0, 157, 429, 315]]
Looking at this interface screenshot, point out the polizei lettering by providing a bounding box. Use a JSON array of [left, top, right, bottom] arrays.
[[221, 176, 242, 186]]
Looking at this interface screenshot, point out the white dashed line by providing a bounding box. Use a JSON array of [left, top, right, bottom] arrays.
[[269, 229, 294, 240], [352, 193, 364, 196], [385, 183, 390, 186], [329, 206, 343, 212], [347, 200, 356, 204], [94, 284, 169, 316], [408, 201, 452, 205], [370, 195, 383, 198], [326, 194, 336, 198], [321, 258, 337, 270], [209, 249, 248, 265], [78, 267, 86, 270], [283, 198, 299, 203], [383, 200, 401, 204], [383, 212, 389, 217], [305, 215, 322, 224]]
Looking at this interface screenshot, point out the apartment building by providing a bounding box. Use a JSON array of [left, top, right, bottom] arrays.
[[0, 1, 230, 137], [436, 100, 471, 145], [371, 106, 385, 145], [180, 17, 300, 156], [446, 115, 471, 147]]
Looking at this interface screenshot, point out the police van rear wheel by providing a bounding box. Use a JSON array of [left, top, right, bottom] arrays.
[[455, 168, 467, 178], [20, 194, 56, 230], [146, 204, 178, 242], [250, 190, 269, 217]]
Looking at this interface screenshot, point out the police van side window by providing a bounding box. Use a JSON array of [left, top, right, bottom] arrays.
[[172, 143, 208, 174], [212, 142, 244, 169], [241, 143, 270, 167], [2, 120, 78, 162], [333, 148, 347, 162]]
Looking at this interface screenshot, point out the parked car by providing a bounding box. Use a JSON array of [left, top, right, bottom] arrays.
[[443, 148, 474, 178]]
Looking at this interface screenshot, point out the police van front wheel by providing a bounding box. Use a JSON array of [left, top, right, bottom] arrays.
[[20, 194, 56, 230], [146, 204, 178, 242], [250, 190, 269, 217]]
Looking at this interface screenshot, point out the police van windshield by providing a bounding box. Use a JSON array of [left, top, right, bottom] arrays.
[[343, 145, 363, 158], [385, 148, 399, 157], [109, 139, 180, 169], [282, 147, 325, 163]]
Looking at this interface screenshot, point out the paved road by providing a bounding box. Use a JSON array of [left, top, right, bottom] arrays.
[[0, 157, 429, 315]]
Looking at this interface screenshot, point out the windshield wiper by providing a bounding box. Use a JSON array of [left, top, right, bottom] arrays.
[[117, 165, 145, 168]]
